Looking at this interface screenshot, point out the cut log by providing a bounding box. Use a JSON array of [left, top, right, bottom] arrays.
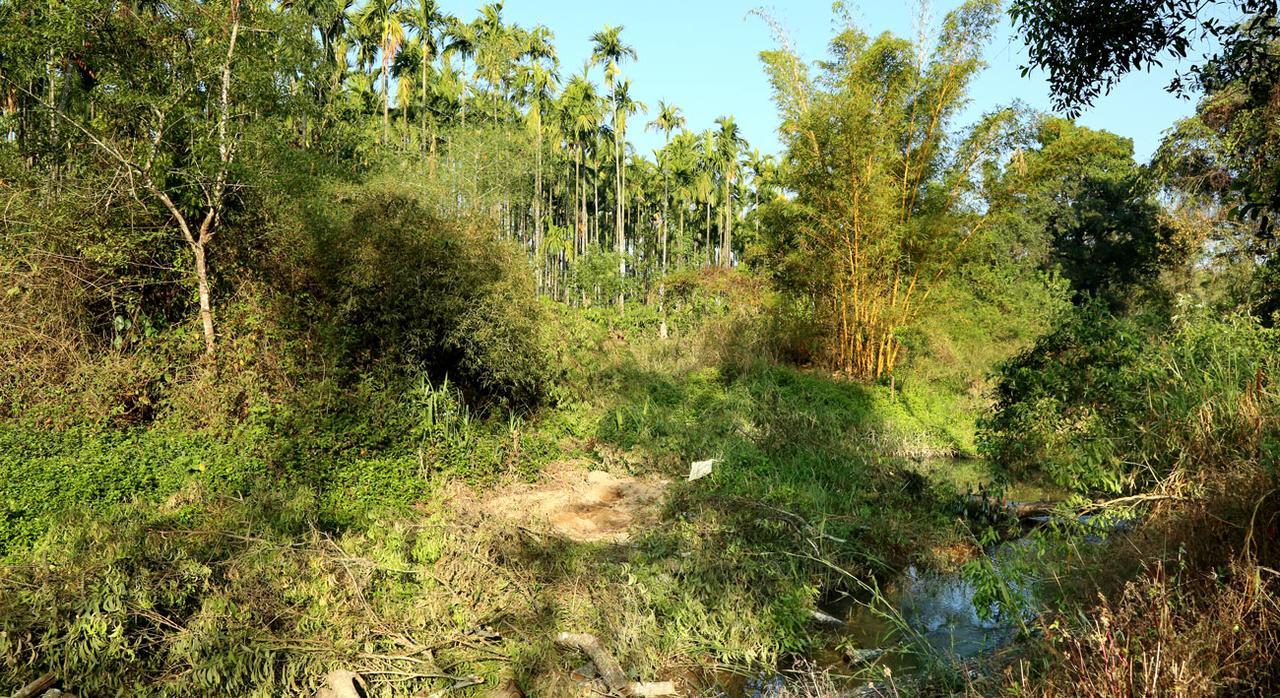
[[555, 632, 679, 696], [315, 670, 366, 698], [12, 674, 57, 698], [555, 632, 632, 696]]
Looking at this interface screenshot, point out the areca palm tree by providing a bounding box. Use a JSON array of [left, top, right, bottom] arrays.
[[744, 148, 779, 237], [647, 101, 685, 270], [558, 73, 601, 256], [444, 15, 476, 124], [393, 45, 419, 141], [613, 79, 646, 246], [589, 24, 637, 308], [666, 129, 700, 265], [518, 35, 558, 290], [403, 0, 448, 147], [344, 70, 378, 117], [714, 115, 746, 266], [290, 0, 356, 104], [356, 0, 406, 143], [471, 3, 515, 121], [349, 18, 379, 75], [696, 129, 718, 265], [524, 25, 555, 65], [434, 53, 464, 122]]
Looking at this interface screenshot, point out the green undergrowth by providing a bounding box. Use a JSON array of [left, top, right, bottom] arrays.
[[0, 310, 989, 696]]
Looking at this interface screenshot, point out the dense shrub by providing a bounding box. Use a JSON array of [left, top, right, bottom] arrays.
[[305, 184, 550, 408], [982, 303, 1280, 493], [1, 169, 552, 426], [0, 168, 191, 422]]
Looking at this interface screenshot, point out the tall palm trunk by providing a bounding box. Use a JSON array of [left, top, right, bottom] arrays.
[[678, 205, 685, 267], [720, 175, 732, 267], [613, 94, 626, 311], [534, 122, 544, 293], [705, 200, 712, 266], [574, 143, 583, 257], [381, 53, 390, 144], [420, 38, 430, 151]]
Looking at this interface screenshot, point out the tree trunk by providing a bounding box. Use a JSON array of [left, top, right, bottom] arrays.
[[534, 124, 544, 294], [662, 165, 669, 272], [679, 206, 685, 267], [705, 201, 711, 266], [192, 241, 216, 355], [427, 40, 437, 151], [574, 145, 582, 256], [615, 97, 626, 312], [721, 176, 733, 267], [381, 50, 390, 144]]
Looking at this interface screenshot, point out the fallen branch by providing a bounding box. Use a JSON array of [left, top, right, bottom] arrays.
[[554, 632, 677, 697], [555, 633, 630, 695], [1078, 493, 1186, 513], [13, 674, 57, 698]]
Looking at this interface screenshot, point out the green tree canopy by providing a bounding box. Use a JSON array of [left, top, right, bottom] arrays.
[[1001, 118, 1177, 305]]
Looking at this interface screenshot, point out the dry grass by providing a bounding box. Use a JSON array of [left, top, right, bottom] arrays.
[[1007, 559, 1280, 697], [1001, 465, 1280, 698]]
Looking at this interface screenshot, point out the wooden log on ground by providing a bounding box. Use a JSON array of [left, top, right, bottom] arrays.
[[315, 670, 366, 698], [12, 674, 57, 698], [554, 632, 679, 696], [555, 632, 632, 696]]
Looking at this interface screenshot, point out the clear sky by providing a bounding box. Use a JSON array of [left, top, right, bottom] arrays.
[[437, 0, 1200, 163]]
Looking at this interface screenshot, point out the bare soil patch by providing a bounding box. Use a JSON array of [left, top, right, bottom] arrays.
[[473, 461, 670, 543]]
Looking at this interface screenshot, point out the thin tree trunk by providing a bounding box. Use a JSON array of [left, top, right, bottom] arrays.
[[420, 38, 429, 151], [192, 0, 242, 355], [382, 56, 390, 144], [192, 242, 216, 354], [704, 201, 711, 266], [662, 163, 669, 272], [721, 174, 733, 267], [578, 159, 583, 246], [679, 206, 685, 267], [615, 96, 626, 311], [534, 122, 544, 294]]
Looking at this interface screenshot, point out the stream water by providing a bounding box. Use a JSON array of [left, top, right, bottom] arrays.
[[707, 459, 1065, 697], [836, 539, 1037, 671]]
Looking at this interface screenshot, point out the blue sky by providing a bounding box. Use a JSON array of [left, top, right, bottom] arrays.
[[437, 0, 1200, 163]]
